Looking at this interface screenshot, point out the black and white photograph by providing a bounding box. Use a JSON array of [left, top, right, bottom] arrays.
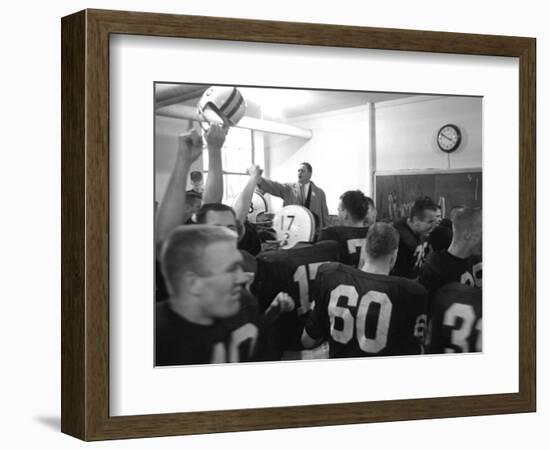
[[154, 83, 483, 366], [3, 0, 541, 446]]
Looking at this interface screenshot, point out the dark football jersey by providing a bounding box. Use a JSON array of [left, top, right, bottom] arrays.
[[427, 282, 482, 354], [392, 218, 427, 279], [155, 293, 260, 366], [238, 221, 262, 256], [418, 250, 482, 294], [319, 226, 369, 267], [305, 263, 428, 358], [253, 241, 341, 352]]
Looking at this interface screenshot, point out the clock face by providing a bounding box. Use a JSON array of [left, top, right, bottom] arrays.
[[437, 124, 461, 153]]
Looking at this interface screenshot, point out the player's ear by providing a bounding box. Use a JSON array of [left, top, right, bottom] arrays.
[[389, 248, 398, 270], [184, 271, 203, 295]]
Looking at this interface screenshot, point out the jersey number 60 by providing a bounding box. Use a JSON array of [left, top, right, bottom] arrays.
[[328, 285, 392, 354]]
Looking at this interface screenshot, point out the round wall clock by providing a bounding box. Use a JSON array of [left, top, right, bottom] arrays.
[[437, 124, 462, 153]]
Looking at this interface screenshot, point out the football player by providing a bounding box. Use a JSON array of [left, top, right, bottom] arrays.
[[155, 125, 227, 303], [195, 203, 259, 275], [156, 225, 293, 366], [418, 207, 482, 294], [254, 239, 341, 359], [318, 190, 372, 268], [427, 223, 453, 253], [302, 223, 428, 358], [427, 282, 482, 353], [392, 196, 439, 278]]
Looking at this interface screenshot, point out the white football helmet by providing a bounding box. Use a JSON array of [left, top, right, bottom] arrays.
[[197, 86, 246, 130], [272, 205, 315, 249], [232, 191, 269, 224]]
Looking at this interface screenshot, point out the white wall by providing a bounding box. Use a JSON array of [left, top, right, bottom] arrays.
[[265, 106, 371, 214], [264, 95, 482, 217], [376, 96, 482, 171], [2, 1, 548, 450]]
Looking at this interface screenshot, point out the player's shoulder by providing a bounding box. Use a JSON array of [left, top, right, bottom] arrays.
[[317, 261, 349, 276], [312, 239, 341, 252], [436, 281, 479, 296], [289, 240, 339, 258], [433, 282, 481, 309], [389, 275, 428, 296], [393, 219, 417, 246], [319, 225, 342, 240], [422, 249, 449, 270], [320, 225, 344, 235], [427, 249, 452, 263], [320, 225, 368, 239], [316, 262, 366, 285], [393, 218, 408, 232]]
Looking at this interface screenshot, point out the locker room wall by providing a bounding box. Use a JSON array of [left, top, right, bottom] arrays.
[[375, 96, 482, 171], [264, 105, 372, 215]]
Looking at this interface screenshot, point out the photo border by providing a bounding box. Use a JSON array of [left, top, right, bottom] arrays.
[[61, 9, 536, 440]]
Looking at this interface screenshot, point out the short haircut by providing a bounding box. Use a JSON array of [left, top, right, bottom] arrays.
[[190, 171, 203, 182], [410, 196, 438, 220], [195, 203, 237, 224], [300, 162, 312, 173], [161, 225, 237, 295], [365, 222, 400, 259], [452, 207, 482, 234], [340, 190, 369, 222], [428, 225, 453, 251]]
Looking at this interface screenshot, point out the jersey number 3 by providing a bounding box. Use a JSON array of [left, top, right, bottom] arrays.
[[443, 303, 482, 353]]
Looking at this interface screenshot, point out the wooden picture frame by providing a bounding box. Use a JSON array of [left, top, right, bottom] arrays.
[[61, 9, 536, 441]]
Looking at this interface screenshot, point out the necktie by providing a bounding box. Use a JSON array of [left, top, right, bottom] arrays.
[[300, 184, 305, 205]]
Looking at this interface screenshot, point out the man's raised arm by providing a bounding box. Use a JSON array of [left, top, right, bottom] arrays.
[[155, 130, 202, 250], [257, 176, 291, 199], [202, 124, 228, 204], [234, 164, 263, 224]]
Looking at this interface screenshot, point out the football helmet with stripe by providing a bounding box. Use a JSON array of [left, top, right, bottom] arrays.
[[197, 86, 247, 130]]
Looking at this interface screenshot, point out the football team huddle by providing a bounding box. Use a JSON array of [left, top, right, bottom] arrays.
[[155, 87, 482, 366]]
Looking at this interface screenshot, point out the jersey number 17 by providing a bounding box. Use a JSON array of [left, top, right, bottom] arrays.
[[293, 262, 330, 316]]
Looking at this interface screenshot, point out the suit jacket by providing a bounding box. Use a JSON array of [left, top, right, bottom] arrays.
[[258, 177, 329, 231]]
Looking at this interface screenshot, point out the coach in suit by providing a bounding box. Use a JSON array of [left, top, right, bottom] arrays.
[[257, 162, 329, 232]]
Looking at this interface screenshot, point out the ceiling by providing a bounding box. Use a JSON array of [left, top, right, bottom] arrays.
[[155, 83, 416, 121]]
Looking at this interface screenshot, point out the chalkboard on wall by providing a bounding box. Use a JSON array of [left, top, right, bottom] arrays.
[[375, 170, 482, 220]]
